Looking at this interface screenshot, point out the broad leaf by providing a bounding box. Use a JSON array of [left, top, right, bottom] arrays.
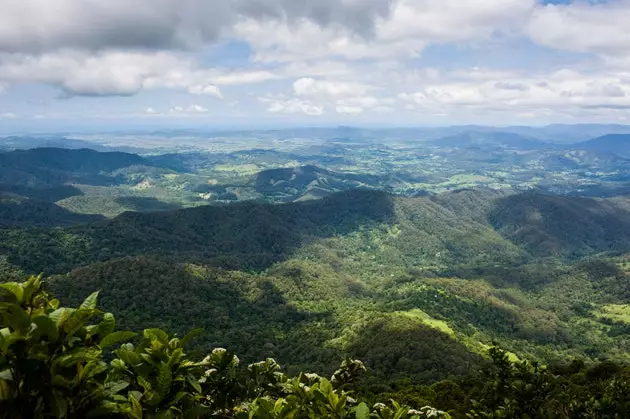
[[32, 315, 59, 341], [80, 291, 100, 310], [0, 283, 23, 303], [99, 331, 137, 349]]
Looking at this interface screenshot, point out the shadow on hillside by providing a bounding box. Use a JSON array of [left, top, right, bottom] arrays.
[[114, 197, 182, 213], [3, 189, 396, 275], [487, 192, 630, 259], [0, 195, 104, 228]]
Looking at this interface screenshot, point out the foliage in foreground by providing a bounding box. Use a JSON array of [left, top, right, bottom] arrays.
[[0, 276, 447, 418]]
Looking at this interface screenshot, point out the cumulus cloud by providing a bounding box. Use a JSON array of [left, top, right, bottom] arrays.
[[188, 84, 223, 98], [0, 0, 390, 54], [260, 96, 324, 115], [169, 104, 209, 114], [398, 68, 630, 120], [293, 77, 372, 98], [526, 1, 630, 58], [237, 0, 535, 61]]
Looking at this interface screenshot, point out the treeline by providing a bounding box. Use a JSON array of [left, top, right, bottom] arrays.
[[2, 277, 630, 418]]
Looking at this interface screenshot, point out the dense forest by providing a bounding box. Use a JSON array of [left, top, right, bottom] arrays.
[[2, 277, 630, 418]]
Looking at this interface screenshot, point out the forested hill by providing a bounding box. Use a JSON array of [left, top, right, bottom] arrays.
[[3, 188, 630, 275], [4, 187, 630, 390]]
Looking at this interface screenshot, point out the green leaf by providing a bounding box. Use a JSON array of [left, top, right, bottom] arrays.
[[129, 393, 143, 419], [143, 328, 169, 344], [63, 308, 97, 337], [99, 331, 137, 349], [187, 374, 202, 394], [179, 328, 203, 348], [0, 303, 31, 333], [0, 283, 23, 303], [102, 380, 130, 397], [0, 369, 12, 381], [355, 402, 370, 419], [80, 291, 100, 310], [32, 315, 59, 341], [50, 391, 68, 418], [152, 362, 173, 406], [49, 308, 69, 327], [98, 312, 116, 337]]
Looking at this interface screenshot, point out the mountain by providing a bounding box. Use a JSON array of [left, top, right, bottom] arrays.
[[0, 193, 103, 227], [574, 134, 630, 158], [3, 187, 630, 386], [433, 131, 551, 150], [0, 147, 146, 173], [0, 136, 109, 151], [0, 147, 148, 188], [254, 165, 383, 201]]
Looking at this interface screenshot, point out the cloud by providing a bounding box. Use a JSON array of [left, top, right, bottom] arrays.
[[144, 107, 158, 114], [0, 0, 390, 54], [260, 96, 324, 116], [169, 104, 208, 114], [335, 105, 363, 114], [526, 1, 630, 58], [397, 68, 630, 121], [188, 84, 223, 98], [237, 0, 535, 61], [0, 112, 17, 119], [293, 77, 372, 98]]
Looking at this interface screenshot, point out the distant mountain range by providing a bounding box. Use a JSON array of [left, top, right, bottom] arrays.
[[574, 134, 630, 158]]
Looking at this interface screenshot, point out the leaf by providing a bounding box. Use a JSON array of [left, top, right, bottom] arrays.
[[151, 362, 173, 406], [102, 380, 130, 397], [50, 391, 68, 418], [0, 369, 12, 381], [49, 308, 69, 327], [129, 393, 143, 419], [98, 313, 116, 338], [0, 283, 23, 303], [143, 328, 169, 345], [187, 374, 202, 394], [63, 308, 97, 337], [100, 331, 137, 349], [355, 402, 370, 419], [0, 303, 31, 333], [32, 315, 59, 341], [183, 404, 214, 419], [179, 328, 203, 348], [80, 291, 100, 310]]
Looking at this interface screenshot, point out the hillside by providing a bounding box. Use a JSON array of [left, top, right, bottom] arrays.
[[0, 193, 103, 227], [0, 148, 152, 188], [254, 165, 383, 201], [575, 134, 630, 158], [1, 188, 630, 385], [433, 131, 551, 150]]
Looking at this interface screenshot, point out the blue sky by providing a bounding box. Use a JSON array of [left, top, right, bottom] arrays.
[[0, 0, 629, 131]]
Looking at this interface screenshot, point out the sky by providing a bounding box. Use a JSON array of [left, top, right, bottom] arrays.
[[1, 0, 630, 131]]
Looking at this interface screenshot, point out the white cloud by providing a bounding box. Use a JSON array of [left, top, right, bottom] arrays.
[[188, 84, 223, 98], [260, 96, 324, 116], [527, 1, 630, 58], [236, 0, 535, 62], [169, 104, 209, 114], [335, 105, 363, 115], [293, 77, 372, 98], [0, 112, 17, 119], [144, 107, 158, 114]]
